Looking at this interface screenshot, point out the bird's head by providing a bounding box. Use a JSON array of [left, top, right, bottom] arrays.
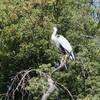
[[53, 27, 57, 32]]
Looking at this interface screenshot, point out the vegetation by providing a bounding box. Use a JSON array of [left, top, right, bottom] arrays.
[[0, 0, 100, 99]]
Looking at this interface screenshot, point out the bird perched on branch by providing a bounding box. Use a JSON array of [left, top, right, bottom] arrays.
[[51, 27, 76, 61]]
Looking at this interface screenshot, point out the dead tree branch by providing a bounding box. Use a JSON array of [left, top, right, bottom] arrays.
[[56, 82, 74, 100], [82, 35, 97, 39], [3, 65, 75, 100], [51, 54, 68, 76], [3, 46, 81, 100], [41, 75, 57, 100]]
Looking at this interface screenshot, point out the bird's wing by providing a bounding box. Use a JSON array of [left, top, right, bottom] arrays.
[[57, 35, 76, 61], [57, 35, 73, 52]]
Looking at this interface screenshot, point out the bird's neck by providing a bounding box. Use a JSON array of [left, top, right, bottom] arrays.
[[51, 29, 57, 39]]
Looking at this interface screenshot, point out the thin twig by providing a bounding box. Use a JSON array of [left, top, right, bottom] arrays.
[[56, 82, 74, 100], [82, 35, 97, 39], [40, 72, 46, 95]]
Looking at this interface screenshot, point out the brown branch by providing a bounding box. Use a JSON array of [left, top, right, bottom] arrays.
[[4, 69, 57, 100], [5, 70, 31, 100], [51, 54, 68, 76], [3, 67, 76, 100], [40, 72, 46, 95], [3, 48, 80, 100], [82, 35, 97, 39], [41, 75, 57, 100], [73, 0, 81, 5], [56, 82, 74, 100]]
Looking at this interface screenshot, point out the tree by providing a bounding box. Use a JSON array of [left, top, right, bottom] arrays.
[[0, 0, 100, 99]]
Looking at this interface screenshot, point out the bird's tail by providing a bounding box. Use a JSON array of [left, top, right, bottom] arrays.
[[70, 52, 76, 61]]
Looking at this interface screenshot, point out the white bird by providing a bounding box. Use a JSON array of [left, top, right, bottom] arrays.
[[51, 27, 76, 61]]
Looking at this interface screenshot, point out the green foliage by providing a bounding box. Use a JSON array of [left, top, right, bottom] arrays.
[[0, 0, 100, 99]]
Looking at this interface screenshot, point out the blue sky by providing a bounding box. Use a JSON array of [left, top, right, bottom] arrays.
[[88, 0, 100, 22]]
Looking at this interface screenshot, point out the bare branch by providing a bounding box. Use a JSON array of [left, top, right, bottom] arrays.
[[56, 82, 74, 100], [82, 35, 97, 39], [41, 75, 57, 100], [51, 54, 68, 76], [40, 72, 46, 95], [73, 0, 81, 5], [3, 67, 77, 100]]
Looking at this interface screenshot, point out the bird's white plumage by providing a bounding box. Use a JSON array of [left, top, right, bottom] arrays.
[[57, 35, 74, 60], [51, 27, 76, 61], [57, 35, 72, 52]]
